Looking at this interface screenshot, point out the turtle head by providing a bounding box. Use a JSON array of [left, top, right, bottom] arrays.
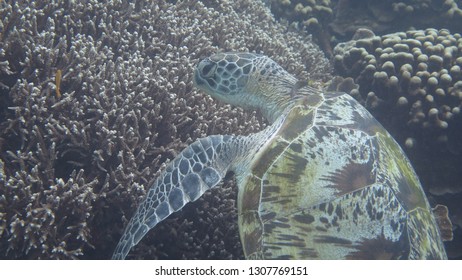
[[194, 52, 299, 123]]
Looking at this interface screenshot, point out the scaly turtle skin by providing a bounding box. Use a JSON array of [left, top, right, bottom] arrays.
[[112, 53, 447, 259]]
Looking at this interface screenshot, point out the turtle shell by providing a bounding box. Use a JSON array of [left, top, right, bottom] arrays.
[[237, 92, 447, 259]]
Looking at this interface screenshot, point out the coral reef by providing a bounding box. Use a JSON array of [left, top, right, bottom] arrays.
[[333, 28, 462, 152], [267, 0, 335, 54], [0, 0, 330, 259], [268, 0, 462, 55], [331, 0, 462, 39]]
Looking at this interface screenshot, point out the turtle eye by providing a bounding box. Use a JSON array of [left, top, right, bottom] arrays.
[[199, 60, 217, 78]]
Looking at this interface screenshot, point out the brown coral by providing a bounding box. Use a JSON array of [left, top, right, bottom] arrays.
[[333, 28, 462, 152], [269, 0, 462, 55], [269, 0, 335, 55], [0, 0, 330, 259], [331, 0, 462, 38]]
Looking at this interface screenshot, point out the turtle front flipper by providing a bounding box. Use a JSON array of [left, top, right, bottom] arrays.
[[112, 135, 238, 259]]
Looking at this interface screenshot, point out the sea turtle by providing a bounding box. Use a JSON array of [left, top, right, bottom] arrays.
[[112, 52, 447, 259]]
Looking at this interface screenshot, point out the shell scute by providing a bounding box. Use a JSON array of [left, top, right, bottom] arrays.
[[239, 211, 263, 258], [316, 93, 385, 136], [374, 132, 428, 211], [278, 105, 315, 140], [345, 228, 410, 259], [407, 208, 447, 259], [251, 138, 288, 178], [240, 175, 261, 212]]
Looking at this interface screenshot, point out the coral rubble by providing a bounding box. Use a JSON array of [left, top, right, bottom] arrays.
[[0, 0, 329, 259]]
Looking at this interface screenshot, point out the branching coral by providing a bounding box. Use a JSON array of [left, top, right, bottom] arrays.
[[0, 0, 330, 259]]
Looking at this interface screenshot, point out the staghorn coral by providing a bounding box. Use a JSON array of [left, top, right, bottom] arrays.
[[0, 0, 330, 259]]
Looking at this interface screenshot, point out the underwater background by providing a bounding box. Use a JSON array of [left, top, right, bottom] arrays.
[[0, 0, 460, 259]]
